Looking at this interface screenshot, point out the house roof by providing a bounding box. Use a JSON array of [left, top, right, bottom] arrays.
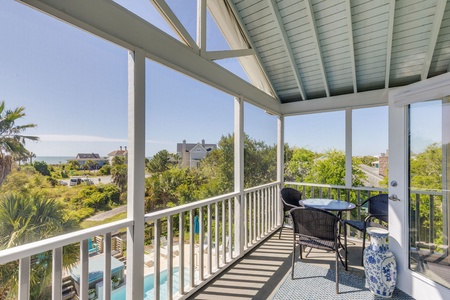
[[76, 153, 100, 159], [108, 150, 128, 157], [177, 142, 217, 153]]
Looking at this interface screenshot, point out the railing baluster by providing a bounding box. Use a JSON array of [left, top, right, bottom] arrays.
[[228, 198, 232, 259], [199, 208, 204, 280], [222, 200, 226, 265], [52, 248, 63, 300], [253, 191, 256, 242], [214, 203, 219, 270], [207, 204, 212, 275], [18, 256, 30, 300], [154, 219, 161, 300], [415, 194, 421, 245], [103, 233, 112, 300], [80, 239, 89, 300], [244, 193, 248, 249], [179, 211, 185, 295], [167, 215, 173, 300], [189, 210, 195, 288], [429, 195, 435, 248]]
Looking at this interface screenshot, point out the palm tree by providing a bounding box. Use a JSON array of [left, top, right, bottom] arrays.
[[111, 164, 127, 192], [0, 101, 38, 186], [0, 193, 79, 299]]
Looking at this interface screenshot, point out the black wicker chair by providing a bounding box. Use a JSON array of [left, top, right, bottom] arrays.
[[279, 187, 302, 238], [343, 194, 388, 268], [290, 207, 345, 294]]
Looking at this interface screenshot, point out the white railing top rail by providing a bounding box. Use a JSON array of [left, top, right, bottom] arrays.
[[0, 218, 133, 264], [244, 181, 280, 193], [144, 191, 239, 222], [144, 182, 281, 222], [285, 181, 444, 196]]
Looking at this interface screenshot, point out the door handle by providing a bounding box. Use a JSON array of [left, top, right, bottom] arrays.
[[389, 194, 400, 201]]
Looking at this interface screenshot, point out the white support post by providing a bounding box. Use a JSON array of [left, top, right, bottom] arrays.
[[197, 0, 206, 57], [234, 96, 245, 255], [126, 48, 146, 300], [345, 108, 352, 189], [277, 114, 284, 225]]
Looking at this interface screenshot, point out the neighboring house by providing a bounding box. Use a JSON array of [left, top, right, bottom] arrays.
[[73, 153, 108, 169], [177, 140, 217, 168], [108, 146, 128, 164]]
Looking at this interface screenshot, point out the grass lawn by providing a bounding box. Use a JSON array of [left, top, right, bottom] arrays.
[[80, 212, 127, 229]]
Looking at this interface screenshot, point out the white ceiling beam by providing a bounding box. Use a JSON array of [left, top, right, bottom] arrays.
[[20, 0, 280, 113], [268, 0, 307, 100], [221, 0, 279, 100], [281, 89, 391, 116], [385, 0, 395, 88], [304, 0, 330, 97], [197, 0, 207, 57], [205, 49, 255, 61], [344, 0, 357, 93], [150, 0, 199, 52], [421, 0, 447, 81]]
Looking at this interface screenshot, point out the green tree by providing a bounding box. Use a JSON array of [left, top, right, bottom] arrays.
[[285, 147, 316, 182], [111, 164, 127, 192], [33, 161, 50, 176], [85, 159, 95, 172], [112, 156, 125, 166], [0, 193, 79, 299], [305, 149, 366, 187], [146, 150, 171, 173], [0, 101, 39, 186]]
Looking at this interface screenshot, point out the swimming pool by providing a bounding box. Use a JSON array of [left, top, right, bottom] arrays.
[[97, 267, 193, 300]]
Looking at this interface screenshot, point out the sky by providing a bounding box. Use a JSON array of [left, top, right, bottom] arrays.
[[1, 0, 389, 158]]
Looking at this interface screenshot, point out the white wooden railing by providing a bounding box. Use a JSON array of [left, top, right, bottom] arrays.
[[0, 182, 281, 300]]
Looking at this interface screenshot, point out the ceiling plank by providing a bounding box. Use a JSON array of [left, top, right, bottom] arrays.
[[345, 0, 357, 93], [304, 0, 330, 97], [21, 0, 280, 113], [267, 0, 307, 100], [150, 0, 199, 52], [421, 0, 447, 81], [385, 0, 395, 88], [206, 49, 255, 60]]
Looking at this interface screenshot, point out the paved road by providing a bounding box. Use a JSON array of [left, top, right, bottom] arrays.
[[85, 205, 127, 221], [60, 175, 112, 186]]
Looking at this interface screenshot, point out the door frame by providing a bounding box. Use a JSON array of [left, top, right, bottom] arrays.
[[389, 72, 450, 300]]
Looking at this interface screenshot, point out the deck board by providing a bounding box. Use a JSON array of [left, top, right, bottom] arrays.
[[188, 229, 365, 299]]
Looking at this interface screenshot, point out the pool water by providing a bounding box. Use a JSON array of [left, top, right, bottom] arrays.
[[97, 267, 193, 300]]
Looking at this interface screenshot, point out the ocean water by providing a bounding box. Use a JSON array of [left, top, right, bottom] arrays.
[[35, 156, 75, 165]]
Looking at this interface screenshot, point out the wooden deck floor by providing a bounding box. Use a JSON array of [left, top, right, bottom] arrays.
[[188, 229, 365, 300]]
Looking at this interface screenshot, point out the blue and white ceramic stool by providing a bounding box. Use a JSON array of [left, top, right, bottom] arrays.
[[363, 227, 397, 298]]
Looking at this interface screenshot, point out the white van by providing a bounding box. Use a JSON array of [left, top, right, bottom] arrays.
[[69, 178, 82, 186]]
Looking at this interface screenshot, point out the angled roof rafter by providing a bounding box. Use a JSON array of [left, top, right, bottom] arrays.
[[197, 0, 207, 57], [267, 0, 307, 100], [385, 0, 395, 89], [304, 0, 330, 97], [205, 49, 256, 60], [150, 0, 199, 52], [222, 0, 280, 101], [344, 0, 357, 93], [421, 0, 447, 81]]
